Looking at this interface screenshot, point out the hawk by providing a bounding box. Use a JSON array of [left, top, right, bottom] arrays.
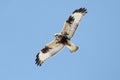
[[35, 8, 87, 66]]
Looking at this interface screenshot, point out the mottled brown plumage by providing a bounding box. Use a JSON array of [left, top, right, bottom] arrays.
[[35, 8, 87, 66]]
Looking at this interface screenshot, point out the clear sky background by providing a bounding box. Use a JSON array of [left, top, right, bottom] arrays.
[[0, 0, 120, 80]]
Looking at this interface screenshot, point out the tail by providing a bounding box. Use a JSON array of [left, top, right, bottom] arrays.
[[66, 40, 79, 53]]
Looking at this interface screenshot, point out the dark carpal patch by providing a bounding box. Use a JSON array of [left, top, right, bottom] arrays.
[[72, 8, 87, 14], [41, 46, 51, 53], [66, 16, 74, 24]]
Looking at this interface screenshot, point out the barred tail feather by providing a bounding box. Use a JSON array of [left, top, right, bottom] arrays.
[[66, 40, 79, 53]]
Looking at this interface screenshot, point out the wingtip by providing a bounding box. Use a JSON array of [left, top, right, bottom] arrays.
[[35, 52, 43, 66], [72, 7, 87, 14]]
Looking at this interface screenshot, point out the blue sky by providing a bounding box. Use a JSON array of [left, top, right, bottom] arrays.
[[0, 0, 120, 80]]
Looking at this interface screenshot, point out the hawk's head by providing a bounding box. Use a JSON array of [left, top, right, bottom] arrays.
[[54, 33, 63, 41]]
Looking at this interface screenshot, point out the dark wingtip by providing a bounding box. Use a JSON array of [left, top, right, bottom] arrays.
[[72, 7, 87, 14], [35, 52, 43, 66]]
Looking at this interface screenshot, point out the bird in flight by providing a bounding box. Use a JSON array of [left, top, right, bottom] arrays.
[[35, 8, 87, 66]]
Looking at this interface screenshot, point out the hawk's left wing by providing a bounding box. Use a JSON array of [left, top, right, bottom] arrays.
[[35, 40, 64, 66], [61, 8, 87, 39]]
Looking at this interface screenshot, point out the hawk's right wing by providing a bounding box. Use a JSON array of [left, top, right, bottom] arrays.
[[61, 8, 87, 39]]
